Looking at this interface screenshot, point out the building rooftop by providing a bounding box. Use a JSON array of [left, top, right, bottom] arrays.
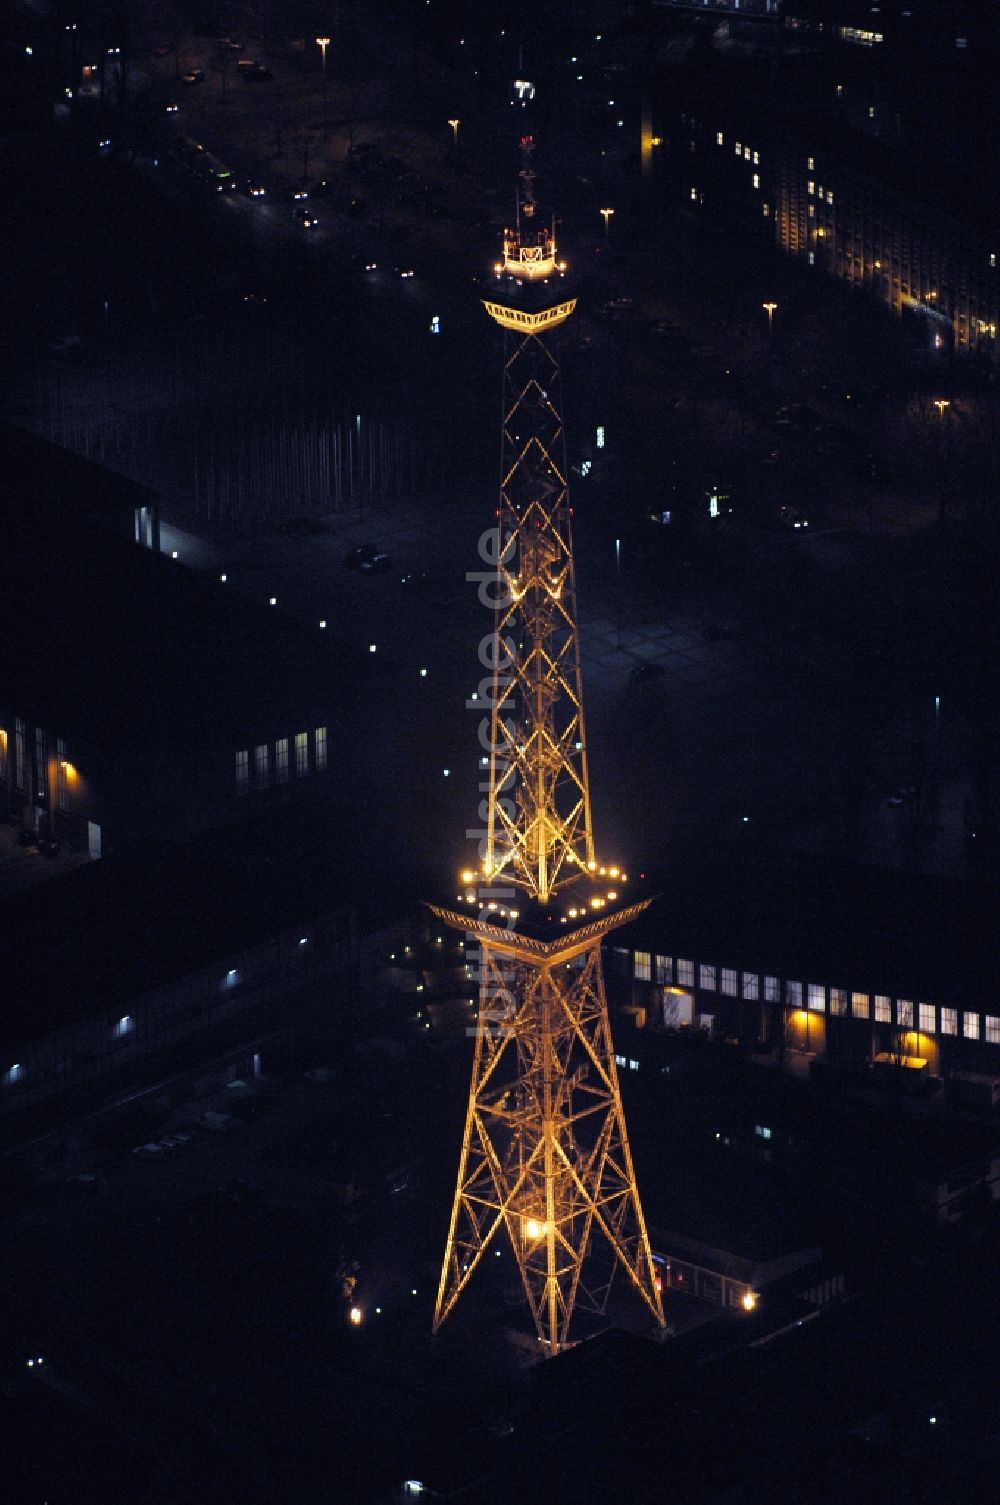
[[0, 805, 373, 1052], [630, 838, 996, 1008], [0, 423, 158, 530], [0, 494, 355, 758]]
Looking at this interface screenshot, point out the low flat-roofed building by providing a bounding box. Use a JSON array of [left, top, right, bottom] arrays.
[[0, 423, 160, 549], [609, 842, 1000, 1082], [0, 805, 427, 1158], [0, 491, 358, 859]]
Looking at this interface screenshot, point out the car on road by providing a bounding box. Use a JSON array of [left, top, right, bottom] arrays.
[[195, 1110, 235, 1133], [776, 505, 809, 530], [181, 69, 205, 85], [131, 1142, 168, 1160], [629, 662, 666, 683], [293, 206, 320, 230], [345, 543, 392, 573], [242, 179, 266, 198]]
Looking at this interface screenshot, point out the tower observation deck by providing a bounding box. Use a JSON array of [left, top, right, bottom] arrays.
[[431, 139, 665, 1354]]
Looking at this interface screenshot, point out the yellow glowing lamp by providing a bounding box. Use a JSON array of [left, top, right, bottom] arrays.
[[348, 1305, 364, 1325], [525, 1218, 548, 1240], [742, 1290, 758, 1312]]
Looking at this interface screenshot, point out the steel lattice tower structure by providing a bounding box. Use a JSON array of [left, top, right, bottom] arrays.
[[430, 141, 665, 1354]]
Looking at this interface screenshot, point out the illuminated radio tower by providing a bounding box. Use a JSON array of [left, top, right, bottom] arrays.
[[430, 139, 665, 1353]]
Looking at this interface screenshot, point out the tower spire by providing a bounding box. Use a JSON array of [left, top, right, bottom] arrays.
[[432, 154, 665, 1354]]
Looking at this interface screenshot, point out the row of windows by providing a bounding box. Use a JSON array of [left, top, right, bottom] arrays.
[[236, 727, 327, 791], [632, 952, 999, 1043], [0, 719, 72, 810]]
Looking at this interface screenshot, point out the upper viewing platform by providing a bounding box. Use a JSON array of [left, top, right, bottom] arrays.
[[482, 134, 577, 334]]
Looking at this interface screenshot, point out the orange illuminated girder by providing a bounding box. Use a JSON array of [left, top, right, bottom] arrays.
[[432, 920, 665, 1350], [481, 325, 595, 905], [433, 293, 665, 1351]]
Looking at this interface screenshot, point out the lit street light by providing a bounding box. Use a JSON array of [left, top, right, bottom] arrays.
[[762, 301, 778, 334], [447, 118, 460, 160], [599, 206, 614, 245], [933, 398, 951, 419], [316, 36, 331, 70]]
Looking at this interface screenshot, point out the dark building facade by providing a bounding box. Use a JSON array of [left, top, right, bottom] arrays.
[[666, 84, 999, 369], [0, 456, 358, 857]]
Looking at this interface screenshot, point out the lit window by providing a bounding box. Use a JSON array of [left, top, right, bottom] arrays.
[[830, 988, 847, 1016], [295, 732, 308, 776], [628, 1059, 640, 1071], [315, 726, 328, 772], [743, 146, 751, 161], [720, 968, 738, 997], [786, 980, 802, 1007], [852, 992, 869, 1019], [690, 186, 698, 202], [807, 156, 815, 170], [826, 189, 833, 205], [15, 716, 26, 791], [985, 1016, 1000, 1044], [808, 204, 816, 219], [677, 958, 694, 987], [807, 180, 815, 196], [963, 1012, 980, 1040], [940, 1008, 957, 1036], [699, 964, 717, 992], [655, 955, 672, 984], [716, 130, 724, 146], [275, 738, 289, 785], [742, 972, 759, 1001], [236, 749, 249, 792], [897, 999, 914, 1028], [754, 1124, 772, 1140], [808, 252, 815, 265], [634, 950, 651, 982], [991, 253, 997, 269], [56, 735, 68, 811], [753, 150, 759, 165], [874, 995, 891, 1022], [735, 141, 742, 155], [919, 1003, 936, 1034], [615, 1053, 627, 1067], [765, 976, 780, 1003], [808, 983, 826, 1012], [254, 744, 269, 789], [752, 173, 760, 190]]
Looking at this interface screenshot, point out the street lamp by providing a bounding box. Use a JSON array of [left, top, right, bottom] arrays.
[[599, 206, 614, 244], [447, 118, 460, 157], [316, 36, 331, 70], [762, 301, 778, 334], [933, 398, 951, 419]]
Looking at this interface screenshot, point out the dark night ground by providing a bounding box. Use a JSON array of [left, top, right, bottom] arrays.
[[4, 17, 1000, 1504]]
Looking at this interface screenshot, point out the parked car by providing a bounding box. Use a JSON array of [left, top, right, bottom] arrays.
[[629, 662, 666, 683], [131, 1142, 168, 1160], [195, 1110, 234, 1133], [345, 543, 391, 573]]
